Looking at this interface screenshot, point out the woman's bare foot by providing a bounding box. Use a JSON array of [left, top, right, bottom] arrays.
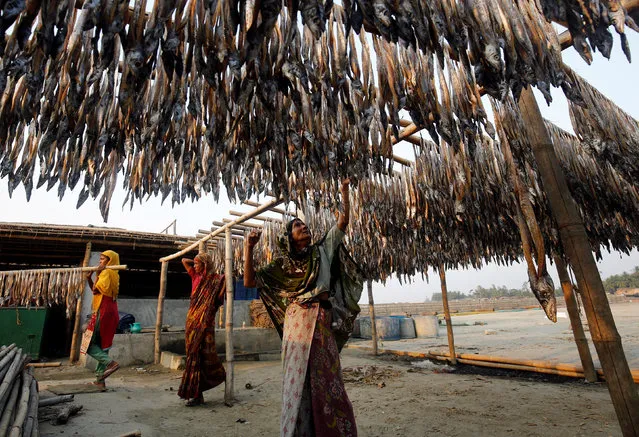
[[185, 394, 204, 406]]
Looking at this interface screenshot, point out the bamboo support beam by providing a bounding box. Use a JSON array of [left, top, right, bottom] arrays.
[[160, 198, 284, 262], [70, 242, 91, 364], [228, 211, 284, 223], [154, 261, 168, 364], [367, 281, 378, 356], [196, 232, 243, 240], [215, 221, 261, 232], [242, 200, 291, 216], [554, 255, 597, 382], [224, 228, 235, 406], [438, 265, 457, 365], [207, 228, 245, 237], [518, 87, 639, 436], [221, 219, 263, 229]]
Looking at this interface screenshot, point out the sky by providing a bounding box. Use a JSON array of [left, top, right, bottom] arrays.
[[1, 27, 638, 303]]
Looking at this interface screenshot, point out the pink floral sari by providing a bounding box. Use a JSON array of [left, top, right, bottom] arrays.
[[281, 302, 357, 437]]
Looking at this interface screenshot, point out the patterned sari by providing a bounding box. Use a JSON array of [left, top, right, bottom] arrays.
[[178, 271, 226, 400], [257, 226, 363, 437]]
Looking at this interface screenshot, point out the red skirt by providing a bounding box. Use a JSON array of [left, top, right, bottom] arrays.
[[95, 296, 119, 349]]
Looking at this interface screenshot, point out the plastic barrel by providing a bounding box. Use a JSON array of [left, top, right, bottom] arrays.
[[399, 317, 416, 339], [356, 317, 401, 340], [413, 315, 439, 338], [375, 317, 401, 340]]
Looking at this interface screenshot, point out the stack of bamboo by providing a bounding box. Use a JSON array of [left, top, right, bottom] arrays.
[[0, 344, 39, 437]]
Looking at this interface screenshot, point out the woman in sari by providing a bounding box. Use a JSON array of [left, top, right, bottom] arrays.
[[178, 253, 226, 406], [85, 250, 121, 389], [244, 179, 362, 437]]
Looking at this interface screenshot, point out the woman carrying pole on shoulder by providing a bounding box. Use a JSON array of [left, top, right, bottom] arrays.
[[85, 250, 121, 390]]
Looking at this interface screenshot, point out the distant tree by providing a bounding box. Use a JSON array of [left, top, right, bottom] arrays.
[[431, 290, 469, 301], [601, 267, 639, 293], [428, 266, 638, 301]]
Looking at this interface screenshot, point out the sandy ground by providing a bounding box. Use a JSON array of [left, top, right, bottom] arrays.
[[34, 302, 638, 437]]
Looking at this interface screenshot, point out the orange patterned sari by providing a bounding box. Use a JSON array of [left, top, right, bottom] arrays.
[[178, 273, 226, 399]]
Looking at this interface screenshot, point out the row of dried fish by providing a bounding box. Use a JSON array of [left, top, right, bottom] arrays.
[[233, 107, 639, 321], [0, 268, 85, 316], [0, 1, 482, 221], [540, 0, 638, 63], [207, 117, 639, 276], [1, 0, 632, 221], [493, 95, 639, 256], [564, 65, 639, 184]]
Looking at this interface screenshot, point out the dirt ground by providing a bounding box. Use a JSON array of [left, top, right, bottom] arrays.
[[34, 303, 638, 437]]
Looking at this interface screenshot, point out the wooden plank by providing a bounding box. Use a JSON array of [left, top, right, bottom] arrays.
[[221, 219, 263, 229], [439, 265, 457, 365], [154, 261, 168, 364], [71, 243, 91, 363], [228, 211, 284, 223], [224, 229, 235, 406], [242, 200, 292, 216], [554, 255, 597, 382], [367, 281, 378, 356], [518, 87, 639, 436]]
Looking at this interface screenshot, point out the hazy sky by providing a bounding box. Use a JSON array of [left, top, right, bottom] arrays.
[[1, 29, 637, 303]]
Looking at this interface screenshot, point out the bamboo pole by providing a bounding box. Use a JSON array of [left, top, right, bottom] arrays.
[[221, 219, 263, 229], [518, 87, 639, 436], [228, 211, 284, 223], [0, 350, 26, 408], [0, 344, 16, 362], [438, 265, 457, 365], [0, 264, 126, 276], [0, 377, 20, 436], [70, 242, 91, 363], [430, 351, 585, 372], [154, 261, 168, 364], [554, 255, 597, 382], [26, 362, 61, 368], [21, 379, 38, 437], [242, 200, 291, 216], [367, 281, 378, 356], [215, 220, 262, 231], [38, 394, 74, 407], [0, 349, 18, 382], [224, 228, 235, 406], [453, 357, 586, 378], [8, 370, 32, 437]]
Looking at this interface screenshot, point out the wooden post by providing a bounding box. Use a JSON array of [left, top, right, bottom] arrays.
[[554, 255, 597, 382], [70, 242, 91, 363], [438, 265, 457, 365], [154, 261, 168, 364], [224, 228, 235, 405], [518, 87, 639, 435], [367, 281, 378, 356], [198, 241, 205, 254]]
